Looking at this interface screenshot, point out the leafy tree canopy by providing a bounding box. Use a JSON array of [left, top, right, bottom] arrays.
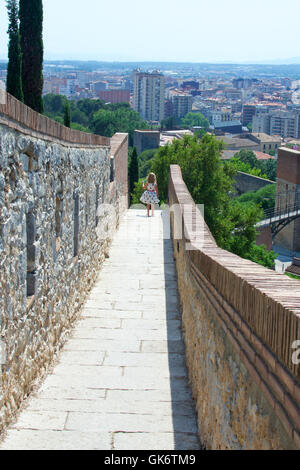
[[43, 95, 148, 146], [147, 134, 276, 268], [236, 184, 276, 211], [230, 149, 277, 181], [181, 112, 210, 131], [6, 0, 23, 102]]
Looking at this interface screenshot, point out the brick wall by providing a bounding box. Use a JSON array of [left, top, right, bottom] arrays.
[[277, 148, 300, 185], [0, 91, 110, 147], [169, 164, 300, 449], [256, 226, 272, 250], [111, 133, 129, 208]]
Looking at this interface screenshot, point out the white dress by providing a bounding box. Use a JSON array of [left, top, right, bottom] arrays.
[[140, 183, 160, 205]]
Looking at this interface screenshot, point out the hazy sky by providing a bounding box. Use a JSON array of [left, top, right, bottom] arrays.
[[0, 0, 300, 63]]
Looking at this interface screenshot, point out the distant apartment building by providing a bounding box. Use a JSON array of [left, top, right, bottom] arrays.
[[171, 93, 192, 119], [252, 106, 273, 134], [97, 89, 130, 104], [210, 110, 232, 125], [133, 70, 165, 122], [232, 78, 258, 89], [76, 71, 88, 88], [164, 99, 174, 118], [181, 80, 199, 90], [269, 112, 300, 139], [225, 89, 242, 100], [253, 109, 300, 139], [43, 78, 76, 97], [242, 104, 256, 126], [249, 133, 281, 154]]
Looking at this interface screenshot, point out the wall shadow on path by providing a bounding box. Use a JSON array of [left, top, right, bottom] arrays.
[[161, 210, 201, 450]]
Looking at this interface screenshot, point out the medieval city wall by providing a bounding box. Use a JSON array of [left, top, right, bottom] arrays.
[[0, 93, 128, 431]]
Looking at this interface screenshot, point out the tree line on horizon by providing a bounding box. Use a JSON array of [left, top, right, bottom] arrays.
[[6, 0, 44, 113]]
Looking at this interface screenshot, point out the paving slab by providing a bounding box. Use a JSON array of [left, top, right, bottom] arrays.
[[114, 432, 200, 450], [0, 209, 199, 451]]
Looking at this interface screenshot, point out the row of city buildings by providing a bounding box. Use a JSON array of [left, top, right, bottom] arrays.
[[3, 63, 300, 142]]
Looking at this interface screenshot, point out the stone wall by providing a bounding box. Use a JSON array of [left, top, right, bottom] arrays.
[[169, 165, 300, 450], [234, 171, 275, 195], [133, 130, 160, 154], [0, 119, 128, 432]]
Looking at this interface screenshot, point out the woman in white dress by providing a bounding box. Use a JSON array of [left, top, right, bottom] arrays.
[[140, 172, 160, 217]]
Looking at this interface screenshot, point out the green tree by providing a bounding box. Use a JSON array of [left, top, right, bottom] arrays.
[[19, 0, 44, 113], [92, 107, 148, 145], [229, 157, 268, 178], [138, 148, 158, 178], [6, 0, 23, 101], [151, 134, 275, 268], [236, 184, 276, 212], [76, 98, 105, 119], [231, 149, 277, 181], [70, 122, 90, 133], [129, 147, 139, 203], [161, 116, 178, 130], [70, 107, 89, 127], [131, 180, 144, 205], [181, 112, 210, 132], [43, 93, 66, 115], [258, 158, 277, 181], [234, 149, 258, 168], [64, 101, 71, 128]]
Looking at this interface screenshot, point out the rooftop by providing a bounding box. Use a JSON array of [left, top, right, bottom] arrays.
[[251, 132, 282, 143]]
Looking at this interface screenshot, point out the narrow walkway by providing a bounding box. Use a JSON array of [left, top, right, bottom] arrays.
[[0, 210, 200, 450]]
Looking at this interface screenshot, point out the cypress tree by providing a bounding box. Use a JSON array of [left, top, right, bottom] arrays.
[[6, 0, 23, 101], [64, 101, 71, 128], [129, 147, 139, 201], [19, 0, 44, 113]]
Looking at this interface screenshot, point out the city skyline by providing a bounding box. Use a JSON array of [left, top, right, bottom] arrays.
[[0, 0, 300, 64]]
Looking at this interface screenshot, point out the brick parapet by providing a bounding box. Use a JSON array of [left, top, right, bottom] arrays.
[[169, 164, 300, 449], [0, 91, 110, 147]]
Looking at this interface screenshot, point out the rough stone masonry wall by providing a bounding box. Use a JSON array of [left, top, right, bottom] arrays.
[[169, 165, 300, 450], [0, 121, 128, 432]]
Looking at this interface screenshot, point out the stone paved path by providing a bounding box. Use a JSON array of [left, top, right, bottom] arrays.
[[0, 210, 200, 450]]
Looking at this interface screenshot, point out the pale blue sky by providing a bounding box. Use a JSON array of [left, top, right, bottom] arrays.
[[0, 0, 300, 63]]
